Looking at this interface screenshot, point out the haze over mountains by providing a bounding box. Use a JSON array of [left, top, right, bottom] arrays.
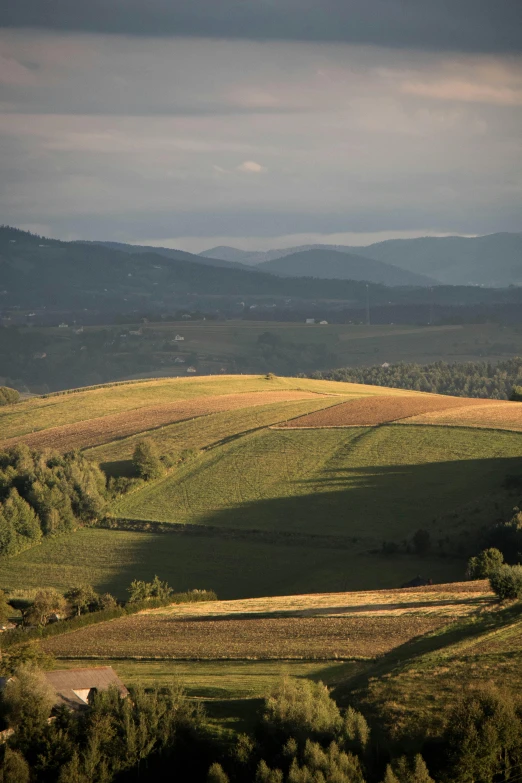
[[201, 233, 522, 287]]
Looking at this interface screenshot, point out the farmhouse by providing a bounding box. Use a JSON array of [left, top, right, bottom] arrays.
[[305, 318, 315, 324], [174, 356, 186, 363], [186, 366, 197, 373], [0, 666, 128, 712], [44, 667, 128, 710], [174, 334, 185, 341]]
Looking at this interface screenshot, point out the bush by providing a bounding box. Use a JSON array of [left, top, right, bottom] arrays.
[[132, 440, 165, 480], [0, 386, 20, 406], [489, 564, 522, 600], [263, 678, 342, 740], [466, 548, 504, 579]]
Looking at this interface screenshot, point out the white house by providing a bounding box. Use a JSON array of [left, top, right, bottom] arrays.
[[186, 366, 197, 373], [319, 320, 328, 325], [174, 334, 185, 341], [305, 318, 315, 324], [58, 323, 68, 328], [174, 357, 185, 363]]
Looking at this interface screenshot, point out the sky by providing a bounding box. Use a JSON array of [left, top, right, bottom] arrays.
[[1, 1, 521, 253]]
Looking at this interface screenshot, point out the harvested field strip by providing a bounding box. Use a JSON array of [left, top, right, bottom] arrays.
[[89, 398, 344, 464], [42, 582, 492, 661], [277, 394, 497, 428], [0, 391, 327, 452], [145, 581, 493, 620], [402, 400, 522, 432], [42, 614, 449, 661]]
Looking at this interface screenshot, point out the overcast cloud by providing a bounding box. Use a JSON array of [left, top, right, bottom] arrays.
[[1, 2, 521, 251]]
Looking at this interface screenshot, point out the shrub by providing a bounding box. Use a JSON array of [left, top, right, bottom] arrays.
[[0, 386, 20, 406], [489, 564, 522, 600], [132, 440, 165, 480], [466, 548, 504, 579], [263, 678, 342, 740]]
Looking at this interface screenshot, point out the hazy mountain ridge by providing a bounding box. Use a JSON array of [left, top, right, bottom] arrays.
[[89, 241, 254, 271], [255, 248, 436, 286], [201, 233, 522, 287]]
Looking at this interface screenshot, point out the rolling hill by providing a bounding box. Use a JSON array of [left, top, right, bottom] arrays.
[[2, 374, 522, 601], [255, 248, 436, 286]]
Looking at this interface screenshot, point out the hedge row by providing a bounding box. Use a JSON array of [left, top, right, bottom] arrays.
[[2, 590, 217, 649]]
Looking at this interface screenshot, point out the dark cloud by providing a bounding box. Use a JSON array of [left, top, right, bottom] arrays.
[[3, 0, 522, 53]]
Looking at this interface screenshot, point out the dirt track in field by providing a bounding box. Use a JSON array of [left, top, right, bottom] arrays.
[[0, 391, 326, 451], [278, 394, 497, 428]]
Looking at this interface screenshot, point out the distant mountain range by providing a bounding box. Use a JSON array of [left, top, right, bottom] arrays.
[[201, 233, 522, 287], [254, 248, 435, 287]]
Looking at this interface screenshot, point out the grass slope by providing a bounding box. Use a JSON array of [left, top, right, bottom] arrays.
[[113, 424, 522, 540]]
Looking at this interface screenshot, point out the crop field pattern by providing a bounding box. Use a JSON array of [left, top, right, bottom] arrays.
[[277, 394, 497, 427], [0, 390, 335, 452]]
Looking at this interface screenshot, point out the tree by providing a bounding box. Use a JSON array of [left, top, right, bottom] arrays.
[[489, 564, 522, 600], [0, 386, 20, 406], [132, 440, 165, 481], [64, 585, 98, 616], [443, 686, 521, 783], [509, 385, 522, 402], [26, 588, 67, 627], [255, 760, 283, 783], [342, 706, 370, 754], [3, 664, 56, 737], [412, 529, 431, 556], [466, 548, 504, 579], [0, 747, 30, 783], [207, 763, 230, 783], [380, 765, 400, 783]]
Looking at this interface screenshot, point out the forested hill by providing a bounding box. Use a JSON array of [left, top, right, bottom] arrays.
[[312, 358, 522, 399]]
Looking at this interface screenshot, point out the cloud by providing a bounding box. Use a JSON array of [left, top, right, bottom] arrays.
[[237, 160, 264, 173], [2, 0, 522, 53]]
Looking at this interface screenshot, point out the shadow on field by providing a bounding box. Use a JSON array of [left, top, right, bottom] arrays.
[[85, 450, 522, 600], [192, 453, 521, 540], [332, 601, 522, 706]]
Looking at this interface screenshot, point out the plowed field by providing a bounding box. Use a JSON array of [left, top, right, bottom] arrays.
[[43, 582, 491, 661], [42, 613, 447, 660], [0, 391, 326, 451], [403, 401, 522, 431], [278, 394, 495, 427]]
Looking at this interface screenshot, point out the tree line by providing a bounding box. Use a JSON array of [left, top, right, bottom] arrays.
[[0, 669, 520, 782], [311, 357, 522, 399], [0, 445, 107, 557]]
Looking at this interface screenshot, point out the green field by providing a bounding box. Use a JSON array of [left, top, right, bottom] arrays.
[[0, 526, 464, 599], [113, 423, 522, 538]]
